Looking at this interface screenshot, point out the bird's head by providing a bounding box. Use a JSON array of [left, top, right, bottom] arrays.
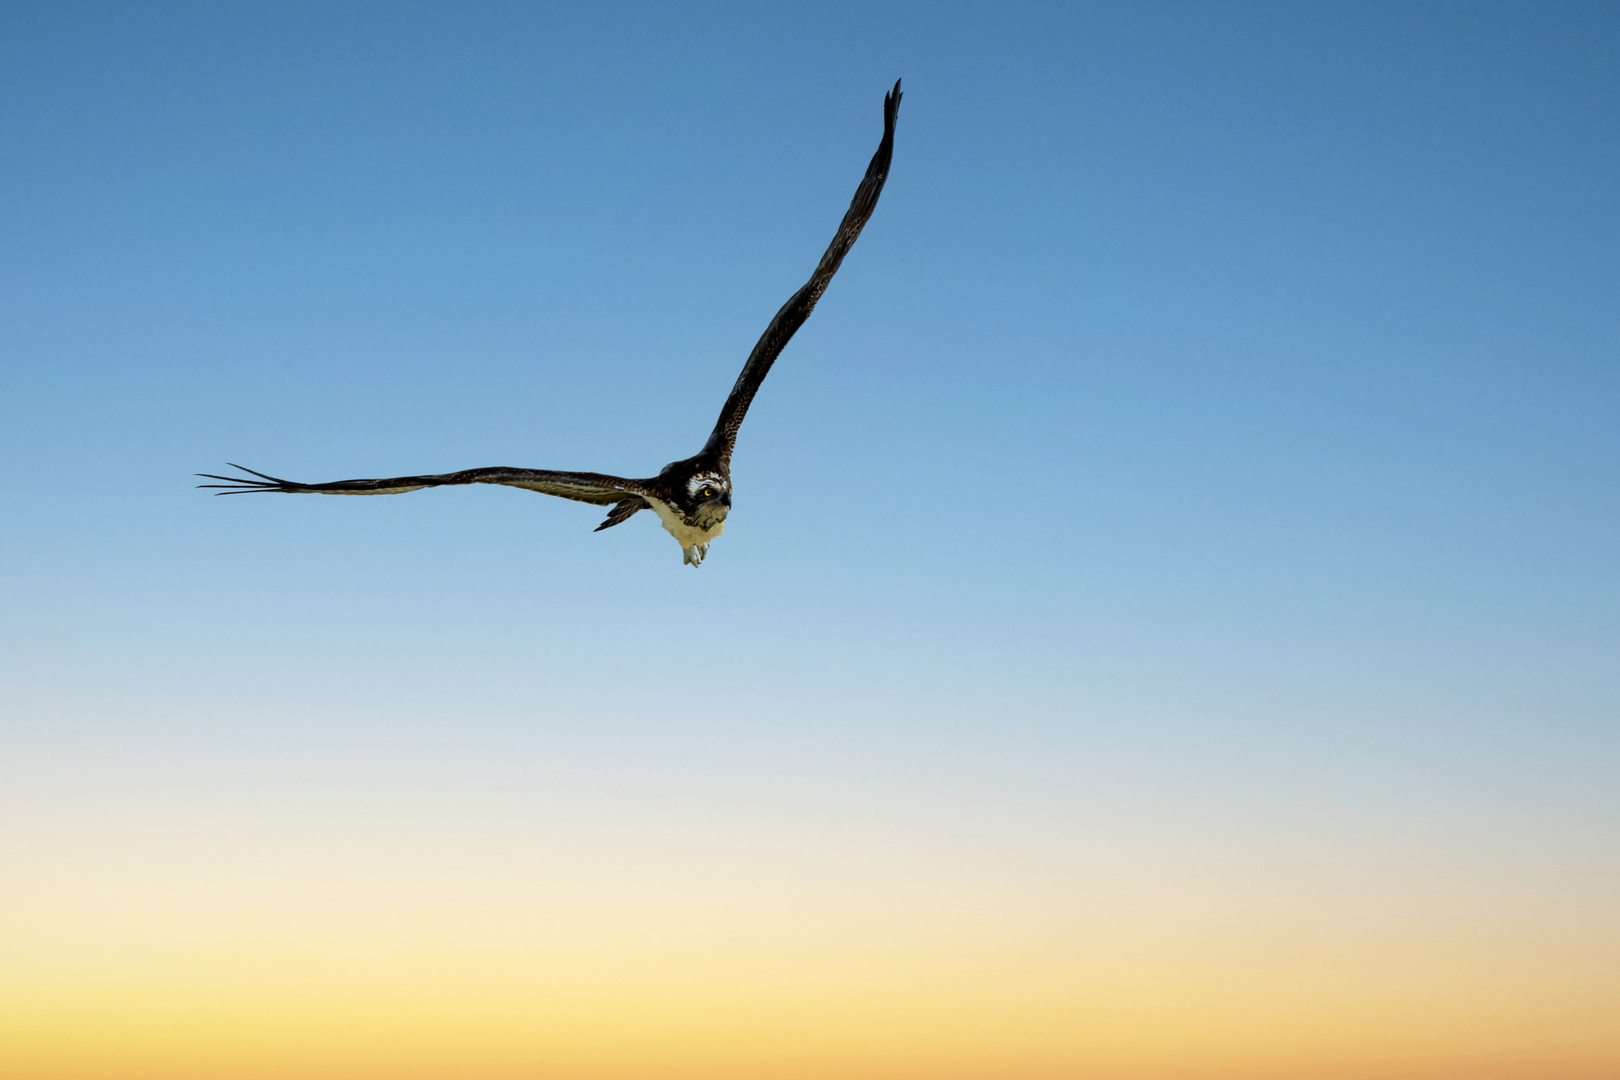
[[656, 456, 732, 529], [680, 472, 731, 529]]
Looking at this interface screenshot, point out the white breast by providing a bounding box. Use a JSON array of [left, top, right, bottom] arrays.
[[644, 496, 725, 547]]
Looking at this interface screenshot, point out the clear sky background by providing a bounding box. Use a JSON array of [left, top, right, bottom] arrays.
[[2, 2, 1617, 1077]]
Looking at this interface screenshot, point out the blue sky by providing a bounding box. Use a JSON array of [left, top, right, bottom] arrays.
[[1, 4, 1617, 1072]]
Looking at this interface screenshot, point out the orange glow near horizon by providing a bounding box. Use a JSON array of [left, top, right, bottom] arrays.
[[6, 938, 1619, 1080], [5, 799, 1618, 1080]]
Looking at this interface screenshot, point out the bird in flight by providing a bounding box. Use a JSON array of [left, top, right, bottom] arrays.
[[200, 79, 902, 567]]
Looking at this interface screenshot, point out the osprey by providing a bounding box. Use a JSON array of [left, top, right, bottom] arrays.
[[200, 80, 903, 567]]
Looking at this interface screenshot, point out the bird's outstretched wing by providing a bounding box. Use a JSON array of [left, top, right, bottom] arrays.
[[197, 463, 653, 529], [703, 78, 902, 466]]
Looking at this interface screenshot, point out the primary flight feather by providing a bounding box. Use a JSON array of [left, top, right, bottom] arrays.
[[199, 80, 903, 567]]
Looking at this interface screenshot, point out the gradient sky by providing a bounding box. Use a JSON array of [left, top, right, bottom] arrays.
[[2, 2, 1618, 1078]]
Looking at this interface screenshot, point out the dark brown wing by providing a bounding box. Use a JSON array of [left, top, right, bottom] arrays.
[[198, 462, 651, 508], [703, 79, 902, 466]]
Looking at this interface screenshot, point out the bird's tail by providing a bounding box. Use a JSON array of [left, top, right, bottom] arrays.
[[594, 497, 648, 531]]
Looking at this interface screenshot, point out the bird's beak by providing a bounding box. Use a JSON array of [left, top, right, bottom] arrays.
[[720, 493, 731, 507]]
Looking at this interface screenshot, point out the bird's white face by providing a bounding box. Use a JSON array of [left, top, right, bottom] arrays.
[[688, 474, 728, 501], [686, 474, 731, 530]]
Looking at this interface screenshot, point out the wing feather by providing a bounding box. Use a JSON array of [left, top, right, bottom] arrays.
[[704, 79, 902, 465], [197, 463, 649, 506]]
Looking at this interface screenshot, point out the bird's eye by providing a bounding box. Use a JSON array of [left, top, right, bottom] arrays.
[[701, 487, 714, 498]]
